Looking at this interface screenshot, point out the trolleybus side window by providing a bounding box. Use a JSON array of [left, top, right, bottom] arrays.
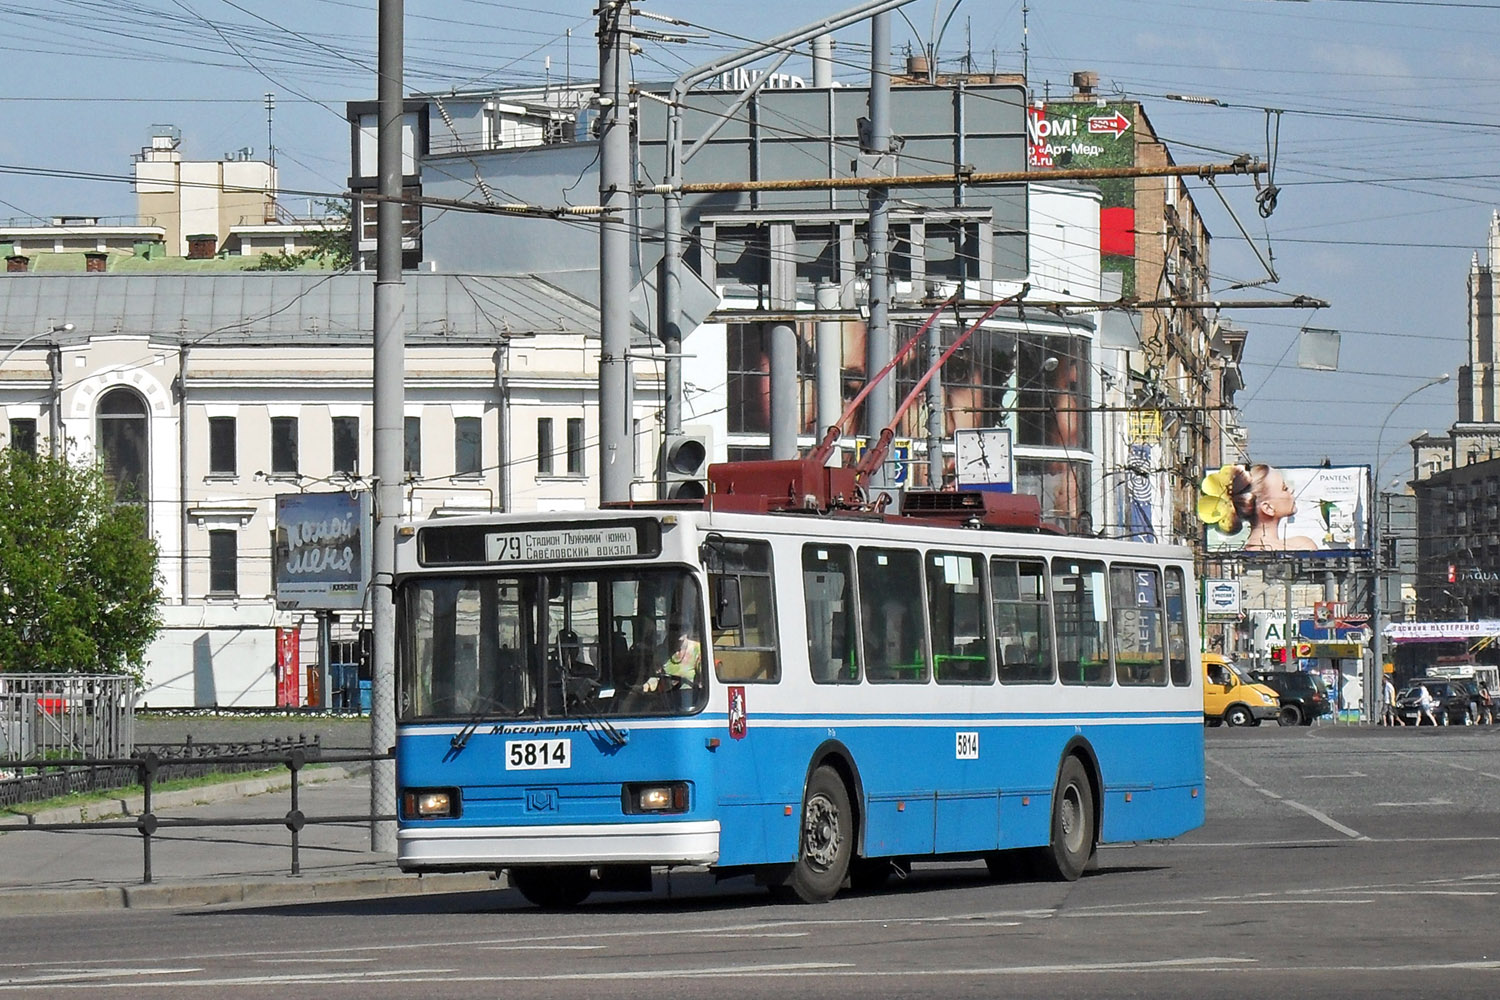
[[1111, 564, 1167, 686], [926, 550, 992, 684], [858, 547, 930, 683], [803, 544, 859, 684], [401, 577, 534, 720], [1052, 558, 1111, 686], [705, 539, 780, 683], [991, 557, 1055, 684], [1165, 566, 1191, 686]]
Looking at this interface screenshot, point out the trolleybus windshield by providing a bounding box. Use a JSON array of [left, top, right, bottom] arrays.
[[398, 567, 706, 722]]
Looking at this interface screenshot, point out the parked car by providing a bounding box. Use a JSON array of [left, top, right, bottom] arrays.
[[1248, 670, 1331, 726], [1418, 673, 1489, 723], [1394, 680, 1477, 726], [1203, 653, 1279, 727]]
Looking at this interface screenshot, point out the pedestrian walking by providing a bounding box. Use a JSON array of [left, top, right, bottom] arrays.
[[1416, 684, 1439, 727]]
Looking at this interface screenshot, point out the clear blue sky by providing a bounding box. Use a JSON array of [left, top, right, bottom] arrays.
[[4, 0, 1494, 477]]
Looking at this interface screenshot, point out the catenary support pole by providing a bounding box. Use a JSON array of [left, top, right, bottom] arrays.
[[864, 12, 894, 491], [815, 280, 842, 458], [925, 310, 944, 486], [369, 0, 403, 852], [598, 2, 633, 503], [770, 323, 799, 458]]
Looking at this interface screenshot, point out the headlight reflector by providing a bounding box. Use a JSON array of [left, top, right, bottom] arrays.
[[402, 789, 457, 819], [623, 782, 689, 814]]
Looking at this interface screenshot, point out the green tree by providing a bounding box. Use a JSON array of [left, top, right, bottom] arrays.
[[247, 199, 353, 271], [0, 450, 162, 679]]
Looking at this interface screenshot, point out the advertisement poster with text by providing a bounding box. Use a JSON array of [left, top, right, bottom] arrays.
[[1199, 464, 1369, 557]]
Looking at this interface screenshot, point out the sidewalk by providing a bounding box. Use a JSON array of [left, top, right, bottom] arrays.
[[0, 767, 499, 915]]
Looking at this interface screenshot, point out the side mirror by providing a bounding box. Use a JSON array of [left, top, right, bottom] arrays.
[[712, 576, 743, 631]]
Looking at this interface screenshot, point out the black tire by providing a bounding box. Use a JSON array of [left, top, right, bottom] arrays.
[[1034, 755, 1096, 882], [1278, 705, 1303, 727], [775, 765, 854, 903], [1224, 704, 1254, 727], [509, 865, 593, 909]]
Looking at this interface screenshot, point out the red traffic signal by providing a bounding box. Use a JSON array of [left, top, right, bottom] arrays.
[[1270, 646, 1287, 665]]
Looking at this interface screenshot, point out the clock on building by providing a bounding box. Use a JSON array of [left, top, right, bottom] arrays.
[[953, 428, 1013, 489]]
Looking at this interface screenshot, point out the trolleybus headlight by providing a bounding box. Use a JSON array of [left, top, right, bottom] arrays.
[[622, 782, 689, 814], [402, 788, 459, 819]]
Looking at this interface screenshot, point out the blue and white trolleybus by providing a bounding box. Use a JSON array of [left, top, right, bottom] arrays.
[[393, 459, 1206, 907]]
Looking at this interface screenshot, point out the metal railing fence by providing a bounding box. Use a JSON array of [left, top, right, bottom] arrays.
[[0, 675, 135, 761], [0, 747, 393, 883]]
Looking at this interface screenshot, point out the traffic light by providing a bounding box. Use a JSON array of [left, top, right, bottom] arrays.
[[1271, 646, 1287, 665], [660, 430, 710, 499]]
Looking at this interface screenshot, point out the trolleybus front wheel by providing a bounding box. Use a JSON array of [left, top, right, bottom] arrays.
[[509, 865, 593, 908], [773, 765, 853, 903], [1035, 755, 1096, 882]]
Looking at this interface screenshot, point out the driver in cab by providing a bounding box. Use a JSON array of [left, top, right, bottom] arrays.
[[642, 625, 701, 693]]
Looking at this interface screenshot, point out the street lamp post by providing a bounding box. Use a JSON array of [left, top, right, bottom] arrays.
[[0, 321, 73, 371], [1369, 372, 1450, 724], [1, 322, 73, 456]]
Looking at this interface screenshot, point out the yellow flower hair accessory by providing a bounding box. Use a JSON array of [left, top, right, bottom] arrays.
[[1196, 464, 1238, 532]]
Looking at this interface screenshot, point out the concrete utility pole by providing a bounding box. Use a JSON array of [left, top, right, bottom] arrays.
[[368, 0, 404, 852], [863, 12, 894, 490], [598, 1, 634, 503]]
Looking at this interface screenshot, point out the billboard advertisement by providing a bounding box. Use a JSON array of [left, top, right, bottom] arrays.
[[1198, 464, 1369, 557], [274, 491, 371, 611], [1027, 101, 1137, 295]]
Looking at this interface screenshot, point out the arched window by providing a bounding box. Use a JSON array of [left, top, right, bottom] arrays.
[[96, 387, 149, 506]]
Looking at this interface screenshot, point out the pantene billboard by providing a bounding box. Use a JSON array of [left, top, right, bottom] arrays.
[[1198, 464, 1369, 557]]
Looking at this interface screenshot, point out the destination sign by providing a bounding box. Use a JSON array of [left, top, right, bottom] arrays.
[[486, 526, 639, 564]]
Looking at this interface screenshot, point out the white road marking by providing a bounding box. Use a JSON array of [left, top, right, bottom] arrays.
[[1061, 909, 1209, 918], [1374, 799, 1453, 807], [1214, 898, 1373, 905], [0, 968, 201, 986], [1208, 753, 1366, 839], [717, 932, 813, 938], [474, 944, 606, 951]]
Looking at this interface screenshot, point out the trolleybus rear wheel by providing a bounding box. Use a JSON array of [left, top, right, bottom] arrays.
[[1035, 756, 1096, 882], [510, 865, 593, 908], [775, 766, 853, 903]]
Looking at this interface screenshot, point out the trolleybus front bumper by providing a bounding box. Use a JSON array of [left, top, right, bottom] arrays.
[[397, 820, 721, 872]]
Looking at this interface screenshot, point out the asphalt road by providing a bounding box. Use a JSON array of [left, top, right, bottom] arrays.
[[4, 723, 1499, 999]]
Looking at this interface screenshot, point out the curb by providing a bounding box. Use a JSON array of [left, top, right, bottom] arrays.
[[0, 871, 504, 916]]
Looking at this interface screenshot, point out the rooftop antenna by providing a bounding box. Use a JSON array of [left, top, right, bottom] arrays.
[[1021, 2, 1029, 101], [264, 92, 275, 167]]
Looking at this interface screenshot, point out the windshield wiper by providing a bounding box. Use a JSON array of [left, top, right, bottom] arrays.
[[446, 695, 514, 759], [583, 714, 629, 747]]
